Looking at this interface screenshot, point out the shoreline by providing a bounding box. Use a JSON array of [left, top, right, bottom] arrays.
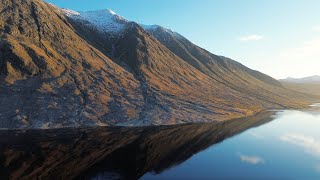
[[1, 103, 319, 131]]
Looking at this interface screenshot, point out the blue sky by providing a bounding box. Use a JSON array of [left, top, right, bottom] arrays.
[[46, 0, 320, 79]]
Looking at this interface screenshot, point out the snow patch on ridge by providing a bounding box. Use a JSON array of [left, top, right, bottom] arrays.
[[142, 24, 172, 33], [62, 8, 80, 16], [141, 24, 184, 40], [107, 9, 117, 15]]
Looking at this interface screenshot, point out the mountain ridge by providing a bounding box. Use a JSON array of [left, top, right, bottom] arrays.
[[0, 0, 317, 129]]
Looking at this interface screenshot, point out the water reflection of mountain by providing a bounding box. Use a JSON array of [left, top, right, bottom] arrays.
[[0, 111, 274, 180]]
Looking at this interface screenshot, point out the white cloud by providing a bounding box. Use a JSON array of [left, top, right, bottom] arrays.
[[280, 134, 320, 157], [239, 154, 265, 165], [238, 34, 264, 41]]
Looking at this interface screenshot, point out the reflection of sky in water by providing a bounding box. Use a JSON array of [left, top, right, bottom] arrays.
[[142, 108, 320, 180]]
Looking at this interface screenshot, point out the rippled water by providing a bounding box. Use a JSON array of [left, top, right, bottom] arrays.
[[0, 105, 319, 180]]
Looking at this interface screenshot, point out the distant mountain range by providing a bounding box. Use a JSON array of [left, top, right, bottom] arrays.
[[280, 75, 320, 84], [0, 0, 316, 129], [280, 75, 320, 96]]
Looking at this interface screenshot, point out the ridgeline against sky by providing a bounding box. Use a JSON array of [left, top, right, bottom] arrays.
[[46, 0, 320, 79]]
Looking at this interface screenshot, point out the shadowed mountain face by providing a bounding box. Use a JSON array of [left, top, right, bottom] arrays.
[[0, 0, 317, 128], [0, 111, 275, 180]]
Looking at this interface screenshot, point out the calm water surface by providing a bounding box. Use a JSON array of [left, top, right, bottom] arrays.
[[142, 106, 320, 180], [0, 105, 319, 180]]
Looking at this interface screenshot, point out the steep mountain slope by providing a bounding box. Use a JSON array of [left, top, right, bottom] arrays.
[[142, 25, 320, 107], [144, 26, 282, 85], [0, 0, 144, 128], [64, 8, 314, 114], [0, 0, 316, 129], [143, 26, 294, 96]]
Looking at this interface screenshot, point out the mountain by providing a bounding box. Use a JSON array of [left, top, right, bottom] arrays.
[[280, 75, 320, 84], [0, 0, 143, 128], [281, 82, 320, 96], [0, 0, 316, 129], [280, 75, 320, 96]]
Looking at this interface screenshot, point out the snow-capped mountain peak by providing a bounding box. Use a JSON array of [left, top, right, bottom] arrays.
[[59, 7, 182, 39], [61, 8, 128, 34]]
